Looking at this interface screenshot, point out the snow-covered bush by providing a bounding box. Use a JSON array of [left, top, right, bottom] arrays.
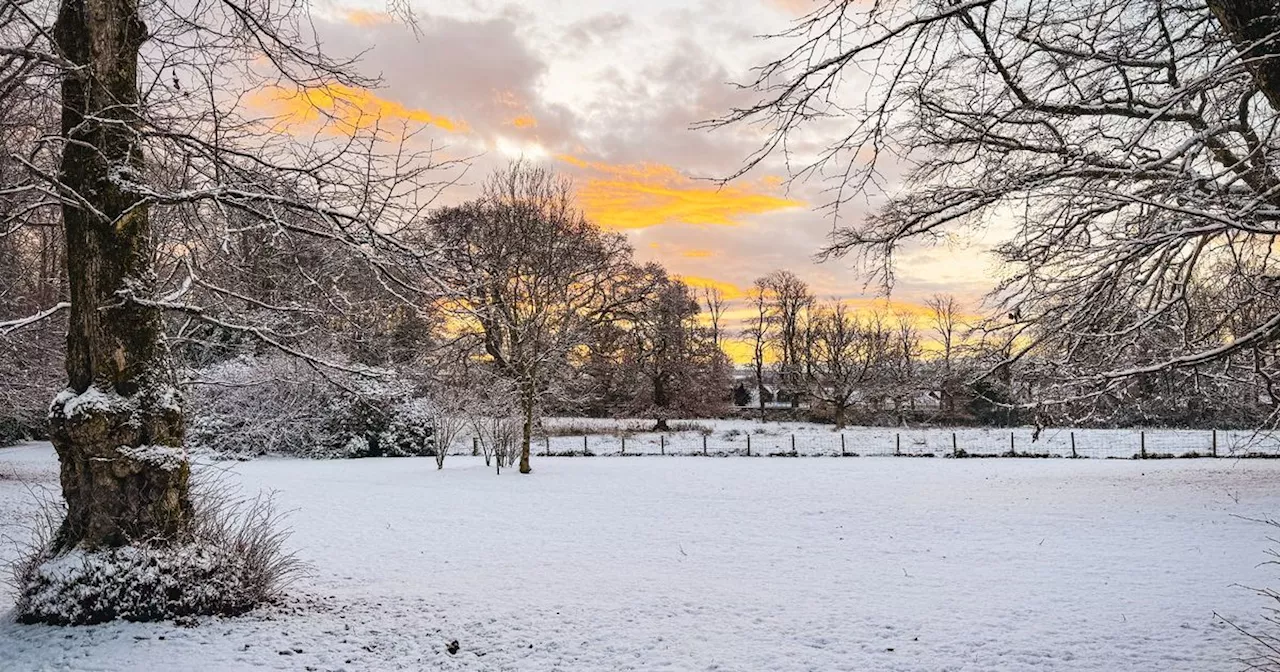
[[185, 354, 435, 458], [379, 398, 437, 458], [10, 473, 302, 625]]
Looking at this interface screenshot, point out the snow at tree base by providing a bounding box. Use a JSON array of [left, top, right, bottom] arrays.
[[2, 440, 1277, 671]]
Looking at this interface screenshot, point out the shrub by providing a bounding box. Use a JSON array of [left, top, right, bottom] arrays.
[[186, 354, 434, 459], [9, 472, 303, 625], [378, 398, 437, 457]]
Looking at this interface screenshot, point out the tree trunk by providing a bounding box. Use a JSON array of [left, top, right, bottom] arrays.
[[519, 390, 533, 474], [833, 403, 845, 430], [653, 372, 670, 431], [48, 0, 190, 551], [1209, 0, 1280, 110]]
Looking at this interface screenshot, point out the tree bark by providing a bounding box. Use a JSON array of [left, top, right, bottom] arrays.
[[48, 0, 191, 550], [519, 389, 533, 474], [1208, 0, 1280, 110], [653, 372, 670, 431]]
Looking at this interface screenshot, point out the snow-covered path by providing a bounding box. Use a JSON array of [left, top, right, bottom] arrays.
[[2, 443, 1279, 670]]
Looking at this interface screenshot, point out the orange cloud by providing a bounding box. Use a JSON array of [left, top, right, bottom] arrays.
[[510, 114, 537, 129], [558, 154, 802, 230], [679, 276, 744, 300], [680, 249, 715, 258], [250, 84, 466, 134]]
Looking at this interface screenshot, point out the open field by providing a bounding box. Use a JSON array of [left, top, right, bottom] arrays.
[[3, 442, 1280, 670], [539, 417, 1280, 459]]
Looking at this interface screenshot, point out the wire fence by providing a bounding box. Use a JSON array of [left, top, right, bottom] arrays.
[[528, 426, 1280, 459]]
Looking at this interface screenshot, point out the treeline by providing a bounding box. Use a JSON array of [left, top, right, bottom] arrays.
[[0, 163, 736, 468], [5, 162, 1275, 467]]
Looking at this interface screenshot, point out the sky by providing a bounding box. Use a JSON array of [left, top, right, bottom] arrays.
[[258, 0, 1001, 351]]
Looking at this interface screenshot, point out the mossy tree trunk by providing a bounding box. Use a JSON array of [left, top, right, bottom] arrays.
[[48, 0, 191, 551]]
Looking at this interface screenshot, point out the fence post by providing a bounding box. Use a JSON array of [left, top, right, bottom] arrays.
[[747, 434, 751, 456], [661, 434, 666, 456], [841, 434, 846, 457], [1070, 431, 1077, 459], [621, 435, 626, 456], [1009, 431, 1015, 455], [791, 433, 796, 456], [544, 435, 550, 457], [496, 455, 500, 475], [1140, 430, 1146, 459], [583, 435, 588, 456], [952, 431, 958, 457], [702, 434, 707, 456], [1212, 429, 1218, 457], [473, 436, 478, 456], [895, 433, 901, 456]]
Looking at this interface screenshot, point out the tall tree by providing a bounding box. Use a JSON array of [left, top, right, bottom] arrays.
[[744, 278, 772, 419], [760, 270, 812, 408], [926, 294, 964, 413], [4, 0, 443, 580], [806, 301, 878, 428], [430, 161, 648, 473], [630, 276, 730, 428], [701, 285, 727, 348], [46, 0, 191, 548]]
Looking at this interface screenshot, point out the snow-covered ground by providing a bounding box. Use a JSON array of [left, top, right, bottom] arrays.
[[541, 417, 1280, 458], [3, 441, 1280, 670]]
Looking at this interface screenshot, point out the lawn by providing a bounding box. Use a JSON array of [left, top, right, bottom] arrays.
[[1, 442, 1278, 670]]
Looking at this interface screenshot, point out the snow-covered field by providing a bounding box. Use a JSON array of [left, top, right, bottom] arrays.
[[3, 441, 1280, 670], [541, 417, 1280, 459]]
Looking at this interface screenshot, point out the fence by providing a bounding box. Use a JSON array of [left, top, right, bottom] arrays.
[[529, 426, 1280, 459]]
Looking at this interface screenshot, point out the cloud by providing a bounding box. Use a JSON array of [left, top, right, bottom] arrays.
[[509, 114, 538, 129], [296, 4, 996, 319], [563, 13, 634, 49], [559, 155, 802, 230], [341, 9, 394, 26], [248, 83, 467, 134], [678, 275, 745, 299]]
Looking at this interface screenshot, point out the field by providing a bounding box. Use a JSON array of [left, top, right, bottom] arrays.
[[3, 436, 1280, 670]]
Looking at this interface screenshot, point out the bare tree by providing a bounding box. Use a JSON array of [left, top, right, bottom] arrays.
[[890, 311, 922, 423], [710, 0, 1280, 416], [701, 285, 727, 348], [806, 301, 872, 428], [428, 161, 649, 473], [44, 0, 191, 549], [759, 270, 813, 408], [744, 278, 772, 419], [926, 294, 965, 413], [630, 275, 729, 428], [423, 383, 471, 470]]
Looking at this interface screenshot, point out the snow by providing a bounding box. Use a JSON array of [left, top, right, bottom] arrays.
[[2, 440, 1280, 670], [539, 417, 1280, 458], [50, 385, 130, 419], [115, 444, 188, 470]]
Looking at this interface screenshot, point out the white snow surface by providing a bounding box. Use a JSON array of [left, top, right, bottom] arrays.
[[538, 417, 1280, 458], [2, 440, 1280, 670]]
